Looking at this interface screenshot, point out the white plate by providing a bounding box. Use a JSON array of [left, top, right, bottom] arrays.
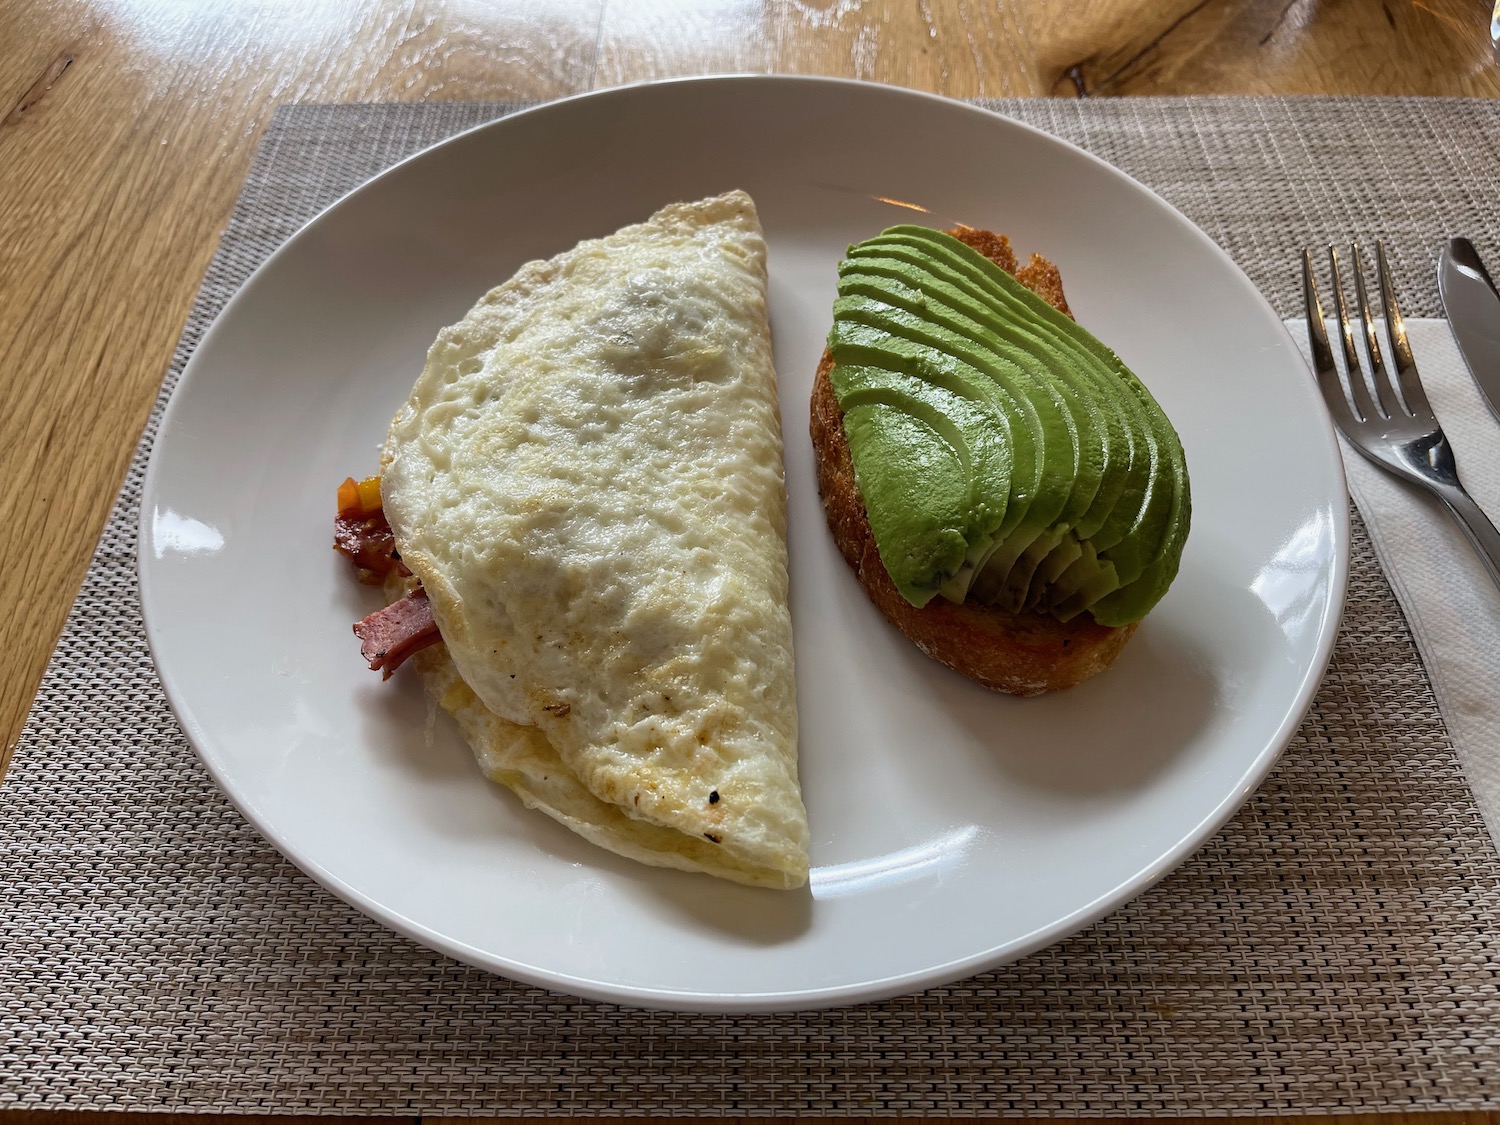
[[139, 76, 1348, 1011]]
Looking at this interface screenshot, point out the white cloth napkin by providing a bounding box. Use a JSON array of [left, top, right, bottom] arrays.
[[1289, 318, 1500, 848]]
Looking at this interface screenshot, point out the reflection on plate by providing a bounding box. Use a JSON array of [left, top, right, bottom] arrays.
[[139, 76, 1348, 1012]]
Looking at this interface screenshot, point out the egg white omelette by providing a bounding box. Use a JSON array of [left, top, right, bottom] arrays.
[[377, 191, 809, 889]]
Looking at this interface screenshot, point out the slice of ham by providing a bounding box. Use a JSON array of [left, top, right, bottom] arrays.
[[353, 588, 441, 678]]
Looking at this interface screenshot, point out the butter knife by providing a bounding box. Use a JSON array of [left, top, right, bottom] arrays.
[[1438, 238, 1500, 425]]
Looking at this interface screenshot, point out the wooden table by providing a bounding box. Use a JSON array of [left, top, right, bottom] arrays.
[[3, 0, 1499, 1120]]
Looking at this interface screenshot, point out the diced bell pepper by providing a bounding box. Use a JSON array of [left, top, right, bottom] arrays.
[[337, 474, 384, 519]]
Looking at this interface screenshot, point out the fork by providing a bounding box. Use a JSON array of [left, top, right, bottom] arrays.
[[1302, 241, 1500, 590]]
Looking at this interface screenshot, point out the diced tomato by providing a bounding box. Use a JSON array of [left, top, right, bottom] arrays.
[[337, 476, 361, 518]]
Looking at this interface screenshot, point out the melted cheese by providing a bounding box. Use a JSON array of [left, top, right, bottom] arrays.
[[381, 192, 808, 888]]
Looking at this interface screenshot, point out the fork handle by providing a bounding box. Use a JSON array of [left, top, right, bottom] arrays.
[[1432, 481, 1500, 592]]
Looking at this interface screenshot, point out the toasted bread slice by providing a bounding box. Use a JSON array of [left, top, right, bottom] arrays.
[[810, 227, 1137, 696]]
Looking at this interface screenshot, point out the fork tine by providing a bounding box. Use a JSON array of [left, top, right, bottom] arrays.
[[1375, 240, 1433, 417], [1352, 244, 1401, 419], [1304, 248, 1500, 594], [1328, 246, 1377, 424], [1302, 249, 1361, 435]]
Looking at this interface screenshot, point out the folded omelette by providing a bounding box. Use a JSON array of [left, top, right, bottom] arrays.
[[376, 191, 809, 889]]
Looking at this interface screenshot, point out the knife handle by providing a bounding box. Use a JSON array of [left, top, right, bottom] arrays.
[[1434, 480, 1500, 592]]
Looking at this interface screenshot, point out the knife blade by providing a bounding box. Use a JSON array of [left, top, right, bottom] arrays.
[[1438, 237, 1500, 424]]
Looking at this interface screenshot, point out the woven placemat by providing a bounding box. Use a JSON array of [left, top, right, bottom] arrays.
[[5, 95, 1500, 1114]]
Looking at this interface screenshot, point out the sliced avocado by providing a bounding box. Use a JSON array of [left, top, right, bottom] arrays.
[[831, 297, 1085, 536], [832, 269, 1087, 603], [828, 310, 1064, 600], [1026, 532, 1085, 609], [898, 226, 1190, 621], [835, 270, 1103, 531], [849, 233, 1145, 555], [827, 226, 1190, 626], [839, 398, 971, 601], [840, 249, 1154, 611], [828, 354, 1013, 605]]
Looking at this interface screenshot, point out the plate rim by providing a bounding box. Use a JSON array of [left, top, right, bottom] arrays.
[[137, 74, 1352, 1012]]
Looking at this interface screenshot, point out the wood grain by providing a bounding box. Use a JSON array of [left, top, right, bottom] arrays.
[[1038, 0, 1500, 96], [3, 1, 1500, 1118], [0, 1117, 409, 1125], [425, 1118, 1500, 1125], [2, 1117, 1500, 1125], [764, 0, 1042, 96]]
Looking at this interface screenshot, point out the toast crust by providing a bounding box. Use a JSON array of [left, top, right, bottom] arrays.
[[810, 229, 1136, 696]]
